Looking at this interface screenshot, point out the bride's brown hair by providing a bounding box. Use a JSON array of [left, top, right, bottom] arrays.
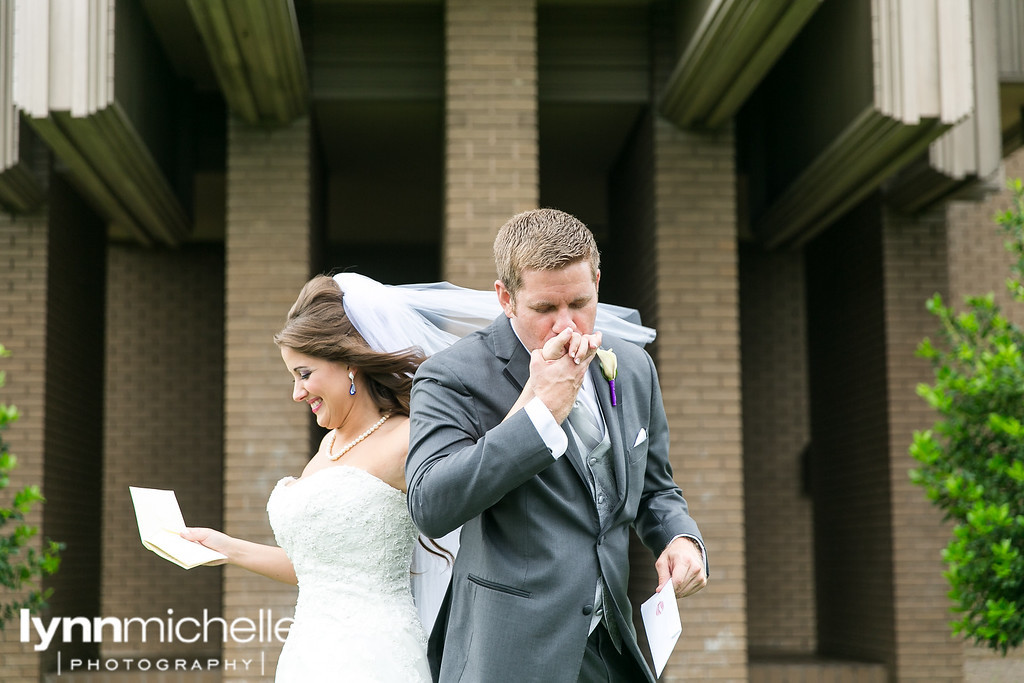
[[273, 275, 424, 415], [274, 275, 452, 564]]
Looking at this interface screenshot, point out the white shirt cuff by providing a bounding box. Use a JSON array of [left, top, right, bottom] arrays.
[[670, 534, 708, 575], [524, 396, 567, 459]]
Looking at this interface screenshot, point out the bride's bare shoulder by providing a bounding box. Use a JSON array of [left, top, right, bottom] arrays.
[[378, 416, 411, 490]]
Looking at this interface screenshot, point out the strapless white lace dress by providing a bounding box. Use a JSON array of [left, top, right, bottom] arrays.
[[267, 466, 431, 682]]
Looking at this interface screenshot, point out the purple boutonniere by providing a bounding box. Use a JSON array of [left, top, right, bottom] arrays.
[[595, 348, 618, 406]]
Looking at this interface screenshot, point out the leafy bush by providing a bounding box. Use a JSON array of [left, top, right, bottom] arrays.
[[910, 179, 1024, 654], [0, 344, 63, 630]]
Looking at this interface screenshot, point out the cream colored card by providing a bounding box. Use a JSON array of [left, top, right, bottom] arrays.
[[640, 582, 682, 678], [129, 486, 226, 570]]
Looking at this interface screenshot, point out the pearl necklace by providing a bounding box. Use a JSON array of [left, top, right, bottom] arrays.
[[327, 412, 392, 461]]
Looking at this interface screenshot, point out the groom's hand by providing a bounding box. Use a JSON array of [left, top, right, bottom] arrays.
[[655, 536, 707, 599], [502, 328, 600, 424]]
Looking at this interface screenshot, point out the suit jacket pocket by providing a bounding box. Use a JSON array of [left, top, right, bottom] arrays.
[[627, 437, 649, 464], [467, 573, 532, 599]]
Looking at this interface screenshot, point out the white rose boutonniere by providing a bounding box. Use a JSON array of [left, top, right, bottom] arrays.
[[595, 348, 618, 406]]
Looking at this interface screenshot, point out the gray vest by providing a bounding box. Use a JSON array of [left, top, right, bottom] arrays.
[[568, 402, 623, 651]]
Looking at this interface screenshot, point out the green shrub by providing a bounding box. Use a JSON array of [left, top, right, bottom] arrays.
[[910, 179, 1024, 654], [0, 344, 63, 630]]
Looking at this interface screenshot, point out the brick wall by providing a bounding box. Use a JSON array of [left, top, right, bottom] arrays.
[[739, 245, 815, 656], [0, 202, 48, 681], [805, 196, 895, 667], [882, 201, 961, 681], [947, 150, 1024, 326], [649, 115, 746, 681], [39, 172, 106, 671], [222, 115, 311, 681], [443, 0, 539, 289], [102, 243, 224, 659]]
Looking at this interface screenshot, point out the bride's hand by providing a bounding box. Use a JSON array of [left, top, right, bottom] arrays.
[[541, 328, 573, 361], [180, 527, 231, 566], [541, 327, 601, 364]]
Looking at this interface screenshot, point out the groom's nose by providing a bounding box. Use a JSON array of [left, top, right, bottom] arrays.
[[553, 309, 575, 334]]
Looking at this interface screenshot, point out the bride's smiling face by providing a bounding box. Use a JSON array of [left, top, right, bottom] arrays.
[[281, 346, 351, 430]]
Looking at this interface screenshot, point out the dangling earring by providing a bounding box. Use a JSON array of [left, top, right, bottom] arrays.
[[349, 370, 357, 396]]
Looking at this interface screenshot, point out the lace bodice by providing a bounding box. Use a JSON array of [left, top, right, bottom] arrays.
[[267, 466, 429, 682]]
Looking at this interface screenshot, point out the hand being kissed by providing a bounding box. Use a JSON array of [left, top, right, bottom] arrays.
[[520, 326, 603, 424], [540, 325, 602, 364]]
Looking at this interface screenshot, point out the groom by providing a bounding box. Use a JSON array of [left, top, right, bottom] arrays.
[[406, 209, 707, 682]]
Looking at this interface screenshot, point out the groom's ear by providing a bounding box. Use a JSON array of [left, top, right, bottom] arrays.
[[495, 280, 515, 318]]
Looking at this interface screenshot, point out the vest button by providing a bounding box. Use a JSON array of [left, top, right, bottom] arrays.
[[582, 604, 594, 616]]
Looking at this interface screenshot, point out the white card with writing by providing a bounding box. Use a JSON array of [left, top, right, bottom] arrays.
[[640, 582, 682, 678]]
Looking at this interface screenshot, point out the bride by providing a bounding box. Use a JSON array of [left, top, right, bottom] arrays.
[[182, 274, 437, 681], [180, 272, 656, 681]]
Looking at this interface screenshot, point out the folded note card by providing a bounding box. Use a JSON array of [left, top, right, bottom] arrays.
[[129, 486, 226, 570], [640, 582, 682, 678]]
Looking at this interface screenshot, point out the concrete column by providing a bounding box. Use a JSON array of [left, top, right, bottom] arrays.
[[444, 0, 538, 288], [222, 115, 311, 679]]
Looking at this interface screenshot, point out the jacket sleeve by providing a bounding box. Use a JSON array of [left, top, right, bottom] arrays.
[[631, 350, 706, 560], [405, 352, 558, 539]]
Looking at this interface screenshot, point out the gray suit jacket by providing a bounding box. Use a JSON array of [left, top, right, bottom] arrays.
[[407, 315, 703, 682]]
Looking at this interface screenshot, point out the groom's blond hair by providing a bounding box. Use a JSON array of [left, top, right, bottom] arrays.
[[493, 208, 600, 302]]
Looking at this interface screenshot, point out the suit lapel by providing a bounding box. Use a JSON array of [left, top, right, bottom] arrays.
[[491, 314, 529, 390], [591, 360, 629, 514]]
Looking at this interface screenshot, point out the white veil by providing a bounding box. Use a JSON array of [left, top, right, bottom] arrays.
[[332, 272, 657, 635], [335, 272, 656, 356]]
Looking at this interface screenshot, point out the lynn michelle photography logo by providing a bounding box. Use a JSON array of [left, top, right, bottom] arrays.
[[20, 607, 293, 675]]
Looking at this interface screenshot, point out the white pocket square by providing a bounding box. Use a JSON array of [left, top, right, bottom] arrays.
[[633, 428, 647, 447]]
